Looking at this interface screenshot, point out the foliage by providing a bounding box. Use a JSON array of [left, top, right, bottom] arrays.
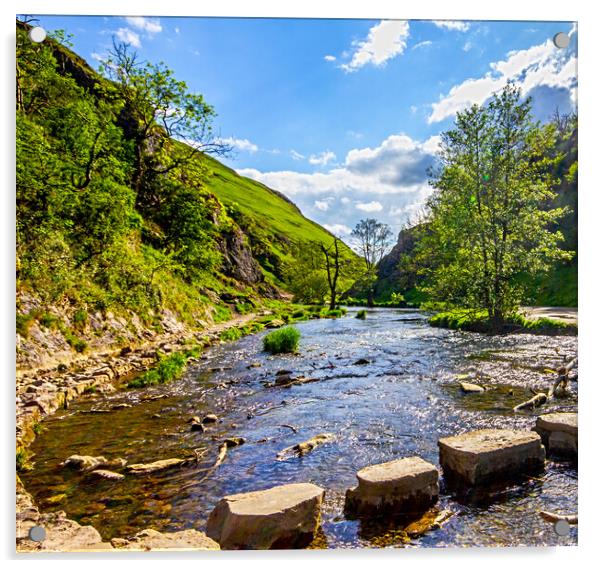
[[417, 85, 573, 322], [127, 352, 187, 388], [429, 308, 576, 335], [263, 326, 301, 354], [15, 21, 361, 340], [356, 309, 367, 319]]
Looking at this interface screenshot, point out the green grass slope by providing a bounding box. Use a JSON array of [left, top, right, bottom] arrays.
[[202, 154, 358, 280]]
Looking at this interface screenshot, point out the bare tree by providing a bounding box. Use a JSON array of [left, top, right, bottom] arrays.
[[320, 237, 343, 310]]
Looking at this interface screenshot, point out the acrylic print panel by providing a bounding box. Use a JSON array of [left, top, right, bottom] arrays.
[[15, 14, 577, 552]]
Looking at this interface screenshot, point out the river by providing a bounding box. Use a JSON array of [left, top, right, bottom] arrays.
[[21, 308, 578, 548]]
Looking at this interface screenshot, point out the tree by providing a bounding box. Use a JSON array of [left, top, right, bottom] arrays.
[[320, 237, 345, 310], [284, 242, 329, 304], [351, 218, 393, 305], [417, 84, 573, 325], [98, 40, 231, 210]]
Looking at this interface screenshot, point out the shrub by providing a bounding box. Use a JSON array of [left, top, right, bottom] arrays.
[[73, 309, 88, 330], [219, 327, 243, 342], [356, 309, 367, 320], [324, 309, 343, 318], [128, 352, 187, 388], [16, 448, 32, 472], [16, 313, 35, 338], [263, 326, 300, 354]]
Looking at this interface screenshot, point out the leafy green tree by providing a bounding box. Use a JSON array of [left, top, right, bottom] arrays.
[[98, 41, 230, 211], [417, 84, 573, 324], [284, 242, 330, 304]]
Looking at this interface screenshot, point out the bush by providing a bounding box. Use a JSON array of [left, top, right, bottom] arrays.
[[324, 309, 344, 318], [356, 309, 367, 320], [16, 313, 35, 338], [219, 327, 243, 342], [128, 352, 187, 388], [263, 326, 300, 354]]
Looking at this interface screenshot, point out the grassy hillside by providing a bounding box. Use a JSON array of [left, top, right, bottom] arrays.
[[15, 20, 358, 350], [202, 154, 357, 281]]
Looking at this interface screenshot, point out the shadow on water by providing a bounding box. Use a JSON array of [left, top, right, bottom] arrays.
[[21, 308, 577, 548]]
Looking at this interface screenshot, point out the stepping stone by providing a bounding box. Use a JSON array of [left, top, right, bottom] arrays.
[[344, 456, 439, 517], [438, 429, 545, 486], [206, 482, 325, 549], [534, 412, 577, 458]]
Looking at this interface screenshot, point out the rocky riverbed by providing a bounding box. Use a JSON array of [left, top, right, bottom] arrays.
[[18, 308, 578, 550]]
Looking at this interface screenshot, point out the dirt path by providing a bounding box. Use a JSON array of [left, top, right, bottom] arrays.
[[521, 306, 578, 325]]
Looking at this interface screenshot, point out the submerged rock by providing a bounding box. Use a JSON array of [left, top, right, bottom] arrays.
[[62, 455, 125, 472], [438, 429, 545, 486], [353, 358, 370, 365], [223, 437, 245, 448], [191, 422, 206, 432], [111, 528, 219, 551], [126, 458, 185, 475], [206, 482, 325, 549], [460, 382, 485, 393], [534, 412, 577, 458], [276, 433, 335, 461], [88, 469, 125, 481], [202, 413, 219, 424], [344, 457, 439, 518]]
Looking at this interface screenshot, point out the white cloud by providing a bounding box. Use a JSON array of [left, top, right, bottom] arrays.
[[340, 20, 410, 72], [174, 27, 180, 34], [290, 150, 305, 161], [125, 17, 162, 35], [324, 54, 336, 62], [314, 199, 331, 211], [412, 40, 433, 50], [309, 150, 336, 166], [462, 41, 473, 52], [220, 137, 258, 153], [356, 201, 383, 212], [433, 20, 471, 32], [236, 131, 440, 236], [428, 37, 577, 123], [115, 28, 141, 48], [324, 223, 352, 236]]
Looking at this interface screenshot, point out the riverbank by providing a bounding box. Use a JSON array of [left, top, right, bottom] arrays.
[[428, 308, 578, 336]]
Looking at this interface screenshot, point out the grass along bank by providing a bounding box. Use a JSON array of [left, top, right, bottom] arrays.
[[429, 309, 577, 336]]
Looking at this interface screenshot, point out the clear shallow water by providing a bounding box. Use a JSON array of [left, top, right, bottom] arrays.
[[22, 308, 578, 548]]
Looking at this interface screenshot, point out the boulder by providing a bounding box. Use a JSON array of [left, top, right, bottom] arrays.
[[206, 483, 325, 549], [191, 422, 206, 432], [202, 413, 219, 424], [111, 529, 219, 551], [266, 319, 285, 328], [534, 412, 577, 458], [344, 457, 439, 518], [438, 429, 545, 486]]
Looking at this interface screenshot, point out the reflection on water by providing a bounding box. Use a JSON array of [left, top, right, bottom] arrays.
[[22, 308, 578, 548]]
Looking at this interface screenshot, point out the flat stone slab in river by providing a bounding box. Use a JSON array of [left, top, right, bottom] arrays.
[[111, 529, 219, 551], [206, 482, 325, 549], [534, 412, 577, 458], [438, 429, 545, 486], [345, 456, 439, 517]]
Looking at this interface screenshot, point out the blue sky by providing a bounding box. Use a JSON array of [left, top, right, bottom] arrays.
[[28, 15, 577, 241]]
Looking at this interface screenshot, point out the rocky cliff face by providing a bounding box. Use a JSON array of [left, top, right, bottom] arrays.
[[372, 224, 421, 299]]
